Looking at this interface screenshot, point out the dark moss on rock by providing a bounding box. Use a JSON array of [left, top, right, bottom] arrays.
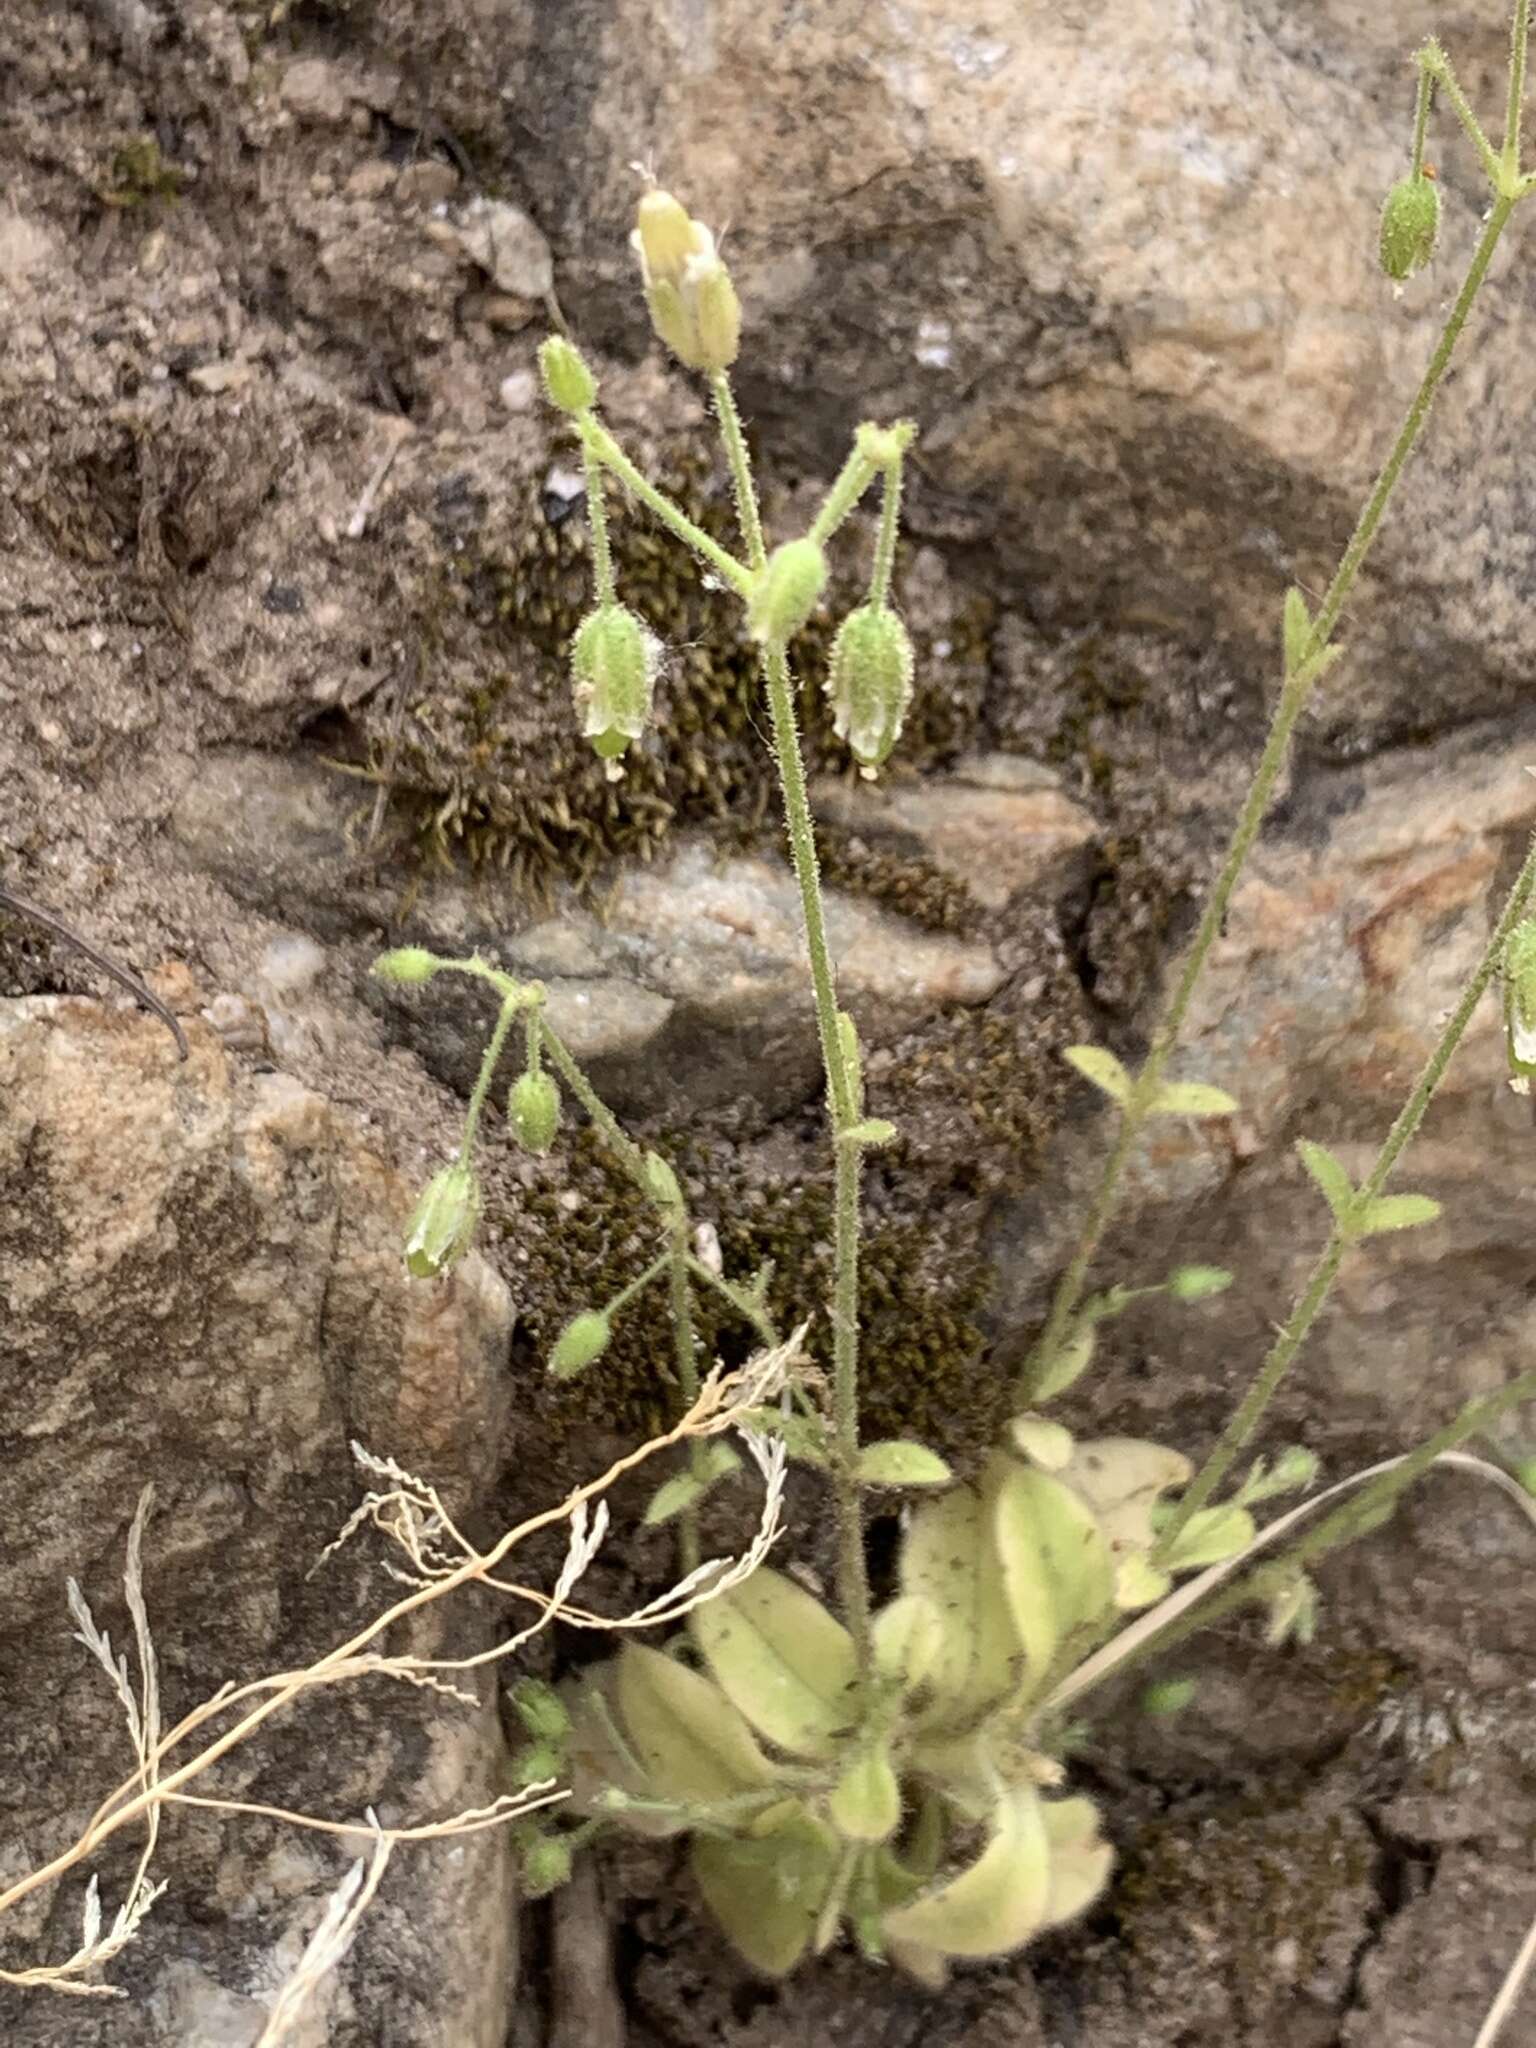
[[354, 441, 994, 904]]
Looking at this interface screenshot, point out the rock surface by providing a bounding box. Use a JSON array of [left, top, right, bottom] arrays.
[[0, 1002, 518, 2047]]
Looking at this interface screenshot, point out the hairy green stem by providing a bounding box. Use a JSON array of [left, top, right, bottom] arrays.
[[1160, 825, 1536, 1550], [709, 373, 767, 570], [580, 440, 617, 607], [1420, 40, 1503, 187], [1506, 0, 1531, 175], [1127, 1368, 1536, 1686], [603, 1252, 673, 1319], [1021, 189, 1521, 1406], [1309, 195, 1513, 651], [868, 459, 903, 612], [461, 994, 521, 1153], [579, 419, 754, 597], [669, 1235, 704, 1572], [538, 1020, 653, 1189], [1411, 59, 1434, 178], [684, 1254, 780, 1349], [808, 447, 879, 550], [761, 639, 870, 1669]]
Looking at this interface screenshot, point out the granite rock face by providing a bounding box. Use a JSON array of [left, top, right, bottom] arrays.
[[0, 1002, 518, 2047]]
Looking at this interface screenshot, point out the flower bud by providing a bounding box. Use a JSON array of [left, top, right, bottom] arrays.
[[631, 190, 741, 372], [569, 604, 661, 770], [1504, 919, 1536, 1078], [538, 335, 598, 416], [372, 947, 441, 986], [549, 1309, 612, 1378], [403, 1160, 479, 1279], [634, 188, 699, 287], [643, 1149, 683, 1213], [825, 604, 914, 770], [854, 421, 915, 469], [688, 250, 741, 371], [1379, 175, 1440, 282], [1167, 1264, 1232, 1303], [520, 1832, 573, 1898], [508, 1069, 561, 1154], [747, 538, 827, 644], [511, 1742, 562, 1786], [510, 1677, 571, 1744]]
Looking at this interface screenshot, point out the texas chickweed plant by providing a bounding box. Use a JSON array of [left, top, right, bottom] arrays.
[[382, 5, 1536, 2018]]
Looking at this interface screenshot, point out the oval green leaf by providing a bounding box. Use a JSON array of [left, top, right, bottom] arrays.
[[692, 1567, 858, 1758], [899, 1480, 1023, 1731], [858, 1441, 952, 1488], [1150, 1079, 1238, 1118], [1063, 1044, 1131, 1103], [881, 1786, 1051, 1959], [691, 1808, 838, 1976], [615, 1643, 775, 1809]]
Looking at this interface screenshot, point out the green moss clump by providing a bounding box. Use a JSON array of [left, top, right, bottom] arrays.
[[488, 1123, 1005, 1463], [352, 441, 994, 904], [815, 825, 976, 935], [98, 137, 183, 210], [487, 1129, 676, 1442]]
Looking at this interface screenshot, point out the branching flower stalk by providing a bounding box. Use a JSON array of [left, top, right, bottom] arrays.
[[1022, 8, 1535, 1408], [1158, 833, 1536, 1550], [539, 221, 915, 1683]]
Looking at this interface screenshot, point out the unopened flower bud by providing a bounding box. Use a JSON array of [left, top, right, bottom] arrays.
[[508, 1069, 561, 1154], [747, 538, 827, 644], [372, 947, 441, 986], [403, 1160, 479, 1279], [631, 189, 741, 372], [643, 1149, 683, 1212], [1379, 175, 1440, 282], [634, 188, 699, 287], [825, 604, 914, 770], [1504, 920, 1536, 1077], [1167, 1264, 1232, 1303], [688, 250, 741, 371], [520, 1832, 573, 1898], [854, 421, 915, 469], [549, 1309, 611, 1378], [569, 604, 660, 769], [538, 335, 598, 416], [510, 1677, 571, 1744]]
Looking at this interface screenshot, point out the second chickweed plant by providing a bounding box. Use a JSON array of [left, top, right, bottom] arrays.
[[386, 14, 1536, 2004]]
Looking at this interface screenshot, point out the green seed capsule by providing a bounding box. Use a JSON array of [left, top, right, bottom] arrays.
[[569, 604, 660, 767], [508, 1070, 561, 1154], [537, 335, 598, 415], [403, 1161, 480, 1279], [372, 947, 441, 986], [1379, 175, 1440, 282], [549, 1309, 612, 1378], [747, 538, 828, 644], [825, 604, 914, 770]]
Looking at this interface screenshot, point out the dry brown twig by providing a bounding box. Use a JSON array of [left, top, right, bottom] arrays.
[[0, 1329, 799, 2025]]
